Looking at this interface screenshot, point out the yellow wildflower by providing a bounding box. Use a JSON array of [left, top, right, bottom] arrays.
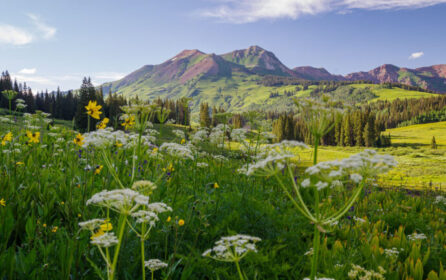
[[114, 141, 123, 148], [16, 162, 24, 166], [121, 116, 135, 130], [73, 133, 84, 146], [178, 219, 185, 226], [85, 100, 102, 119], [94, 165, 103, 175], [0, 198, 5, 206], [78, 213, 82, 218], [52, 226, 58, 233], [96, 117, 109, 129], [43, 223, 47, 228], [100, 222, 113, 232], [26, 131, 40, 144], [181, 138, 186, 144], [1, 132, 12, 146], [213, 182, 219, 189], [166, 216, 171, 222], [91, 229, 105, 240]]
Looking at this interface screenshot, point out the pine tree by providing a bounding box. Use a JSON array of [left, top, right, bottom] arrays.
[[75, 77, 98, 131], [431, 136, 437, 149]]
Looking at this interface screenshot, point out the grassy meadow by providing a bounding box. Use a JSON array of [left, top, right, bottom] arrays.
[[0, 108, 445, 280]]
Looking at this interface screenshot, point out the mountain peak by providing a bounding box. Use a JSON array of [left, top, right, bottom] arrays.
[[172, 49, 205, 60]]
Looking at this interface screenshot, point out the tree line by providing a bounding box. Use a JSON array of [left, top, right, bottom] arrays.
[[1, 71, 190, 131]]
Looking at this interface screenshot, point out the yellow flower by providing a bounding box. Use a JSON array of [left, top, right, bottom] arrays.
[[1, 132, 12, 145], [43, 223, 47, 228], [178, 219, 185, 226], [52, 226, 58, 233], [94, 165, 103, 175], [114, 141, 123, 148], [121, 116, 135, 130], [181, 138, 186, 144], [78, 213, 82, 218], [60, 201, 65, 205], [0, 198, 6, 206], [166, 216, 172, 222], [85, 100, 102, 120], [26, 131, 40, 144], [96, 117, 109, 129], [73, 133, 84, 146], [91, 229, 105, 240], [16, 162, 24, 166], [100, 222, 113, 232], [213, 182, 219, 189], [163, 163, 174, 173]]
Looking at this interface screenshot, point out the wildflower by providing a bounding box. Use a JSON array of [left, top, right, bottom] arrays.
[[114, 141, 123, 148], [166, 216, 171, 222], [181, 138, 186, 144], [121, 115, 135, 130], [407, 232, 427, 241], [90, 232, 118, 248], [85, 100, 102, 119], [94, 165, 103, 175], [96, 117, 109, 129], [26, 131, 40, 144], [52, 226, 58, 233], [213, 182, 219, 189], [79, 219, 107, 231], [1, 132, 12, 146], [16, 162, 24, 166], [348, 264, 385, 280], [0, 198, 5, 206], [159, 142, 194, 160], [202, 234, 261, 262], [178, 219, 185, 226], [172, 129, 185, 139], [197, 162, 208, 168], [91, 229, 105, 240], [100, 222, 113, 231], [73, 133, 84, 146], [144, 259, 168, 272], [86, 189, 149, 214], [43, 223, 47, 228], [132, 180, 157, 195]]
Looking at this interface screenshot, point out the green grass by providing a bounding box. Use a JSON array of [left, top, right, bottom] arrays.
[[350, 84, 438, 102], [0, 113, 445, 279]]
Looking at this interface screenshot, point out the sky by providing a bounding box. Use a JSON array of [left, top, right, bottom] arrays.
[[1, 0, 446, 92]]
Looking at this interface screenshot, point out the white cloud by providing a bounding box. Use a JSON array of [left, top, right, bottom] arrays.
[[409, 51, 424, 59], [28, 13, 56, 39], [18, 68, 37, 74], [200, 0, 446, 23], [11, 71, 126, 92], [0, 25, 33, 45]]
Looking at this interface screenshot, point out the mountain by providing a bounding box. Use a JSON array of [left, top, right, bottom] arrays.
[[345, 64, 446, 92], [292, 66, 345, 81], [101, 46, 445, 113], [220, 45, 298, 77]]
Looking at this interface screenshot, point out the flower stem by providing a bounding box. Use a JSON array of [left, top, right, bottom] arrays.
[[235, 261, 244, 280]]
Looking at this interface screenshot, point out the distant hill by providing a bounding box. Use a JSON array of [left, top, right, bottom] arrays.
[[345, 64, 446, 92], [101, 46, 445, 112]]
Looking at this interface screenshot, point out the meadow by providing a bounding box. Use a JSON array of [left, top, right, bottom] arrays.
[[0, 103, 445, 280]]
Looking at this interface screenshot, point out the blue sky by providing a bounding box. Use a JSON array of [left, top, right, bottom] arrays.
[[1, 0, 446, 92]]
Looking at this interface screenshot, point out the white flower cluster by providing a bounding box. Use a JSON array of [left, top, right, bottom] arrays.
[[78, 218, 106, 231], [434, 195, 446, 205], [159, 142, 194, 160], [144, 259, 168, 271], [90, 232, 119, 248], [230, 128, 247, 142], [303, 150, 397, 190], [172, 129, 185, 139], [81, 128, 155, 148], [202, 234, 261, 262], [384, 248, 400, 259], [239, 140, 307, 176], [191, 128, 208, 144], [196, 162, 208, 168], [86, 189, 149, 214], [348, 264, 386, 280], [131, 202, 172, 226], [407, 232, 427, 241]]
